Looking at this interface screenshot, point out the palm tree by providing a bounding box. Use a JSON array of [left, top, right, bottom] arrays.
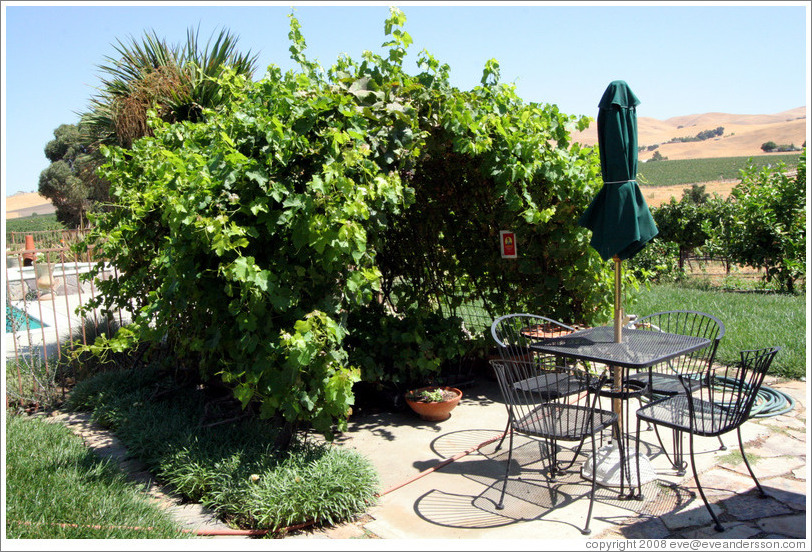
[[41, 27, 258, 226], [80, 27, 258, 149]]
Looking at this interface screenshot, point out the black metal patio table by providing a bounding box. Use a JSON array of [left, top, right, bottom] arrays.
[[528, 325, 712, 493]]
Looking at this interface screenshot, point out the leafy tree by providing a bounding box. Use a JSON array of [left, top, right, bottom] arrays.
[[682, 183, 710, 205], [761, 141, 777, 152], [708, 150, 806, 292], [651, 198, 707, 266], [81, 9, 614, 444], [38, 29, 257, 230], [38, 123, 103, 227]]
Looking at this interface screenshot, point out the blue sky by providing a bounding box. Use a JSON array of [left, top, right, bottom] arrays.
[[2, 1, 809, 196]]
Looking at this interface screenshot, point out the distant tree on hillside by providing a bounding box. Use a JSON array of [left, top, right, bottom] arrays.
[[761, 141, 778, 152], [695, 126, 724, 141], [682, 184, 710, 205], [669, 127, 724, 143]]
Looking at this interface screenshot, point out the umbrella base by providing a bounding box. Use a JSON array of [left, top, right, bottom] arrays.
[[581, 444, 656, 488]]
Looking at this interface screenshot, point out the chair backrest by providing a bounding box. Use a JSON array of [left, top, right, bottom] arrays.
[[490, 359, 608, 438], [630, 310, 725, 378], [684, 346, 780, 433], [491, 313, 576, 367]]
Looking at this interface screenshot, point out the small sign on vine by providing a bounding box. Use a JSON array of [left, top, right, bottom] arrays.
[[500, 231, 517, 259]]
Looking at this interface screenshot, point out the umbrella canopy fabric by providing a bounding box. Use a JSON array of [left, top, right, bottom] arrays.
[[578, 80, 658, 261]]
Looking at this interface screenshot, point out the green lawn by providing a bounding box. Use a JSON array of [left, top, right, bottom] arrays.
[[5, 413, 190, 539], [630, 284, 806, 379]]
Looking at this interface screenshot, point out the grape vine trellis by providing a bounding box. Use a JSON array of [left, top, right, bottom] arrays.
[[81, 8, 621, 444]]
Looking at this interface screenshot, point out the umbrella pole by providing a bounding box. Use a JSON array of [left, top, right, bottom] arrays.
[[612, 255, 623, 434], [613, 255, 623, 343]]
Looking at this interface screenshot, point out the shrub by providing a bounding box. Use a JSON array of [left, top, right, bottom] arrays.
[[80, 8, 612, 440], [627, 238, 682, 283], [709, 150, 806, 293], [5, 354, 61, 411], [346, 302, 468, 388]]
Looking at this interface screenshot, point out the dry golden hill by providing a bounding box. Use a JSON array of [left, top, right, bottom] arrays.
[[5, 192, 52, 212], [571, 106, 806, 161], [4, 192, 57, 219]]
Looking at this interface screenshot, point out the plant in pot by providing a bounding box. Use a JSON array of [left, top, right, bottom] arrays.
[[404, 385, 462, 421]]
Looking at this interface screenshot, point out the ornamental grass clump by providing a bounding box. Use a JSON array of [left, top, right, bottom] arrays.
[[66, 367, 380, 531]]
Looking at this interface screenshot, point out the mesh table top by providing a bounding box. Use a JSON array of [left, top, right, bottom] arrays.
[[529, 326, 711, 370]]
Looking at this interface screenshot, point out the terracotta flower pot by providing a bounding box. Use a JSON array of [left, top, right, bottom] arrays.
[[405, 386, 463, 421]]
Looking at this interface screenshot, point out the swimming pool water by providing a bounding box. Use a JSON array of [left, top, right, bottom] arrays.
[[5, 305, 45, 333]]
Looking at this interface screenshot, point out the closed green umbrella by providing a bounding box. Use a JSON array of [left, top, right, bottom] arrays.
[[578, 82, 660, 488], [579, 80, 657, 342]]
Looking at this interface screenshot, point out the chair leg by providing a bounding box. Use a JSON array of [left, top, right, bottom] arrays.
[[717, 435, 727, 451], [496, 425, 514, 510], [494, 418, 510, 452], [673, 429, 686, 476], [558, 433, 587, 473], [635, 417, 643, 499], [687, 431, 724, 532], [737, 427, 766, 497], [581, 431, 597, 535], [651, 424, 687, 475], [638, 395, 652, 430], [548, 438, 559, 481]]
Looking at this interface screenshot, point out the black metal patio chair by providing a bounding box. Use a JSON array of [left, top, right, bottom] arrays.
[[490, 314, 586, 450], [491, 314, 586, 398], [490, 358, 621, 535], [625, 310, 726, 472], [634, 346, 780, 532]]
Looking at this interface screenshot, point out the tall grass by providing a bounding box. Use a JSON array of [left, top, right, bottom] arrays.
[[630, 284, 806, 379], [5, 316, 131, 412], [5, 354, 63, 412], [5, 414, 190, 539]]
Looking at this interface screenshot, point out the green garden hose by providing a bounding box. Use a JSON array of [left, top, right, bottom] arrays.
[[642, 376, 796, 419], [711, 375, 796, 418]]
